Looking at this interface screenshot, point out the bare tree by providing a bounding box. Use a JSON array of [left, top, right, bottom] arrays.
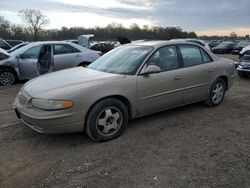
[[0, 16, 11, 38], [230, 32, 237, 39], [18, 9, 49, 41]]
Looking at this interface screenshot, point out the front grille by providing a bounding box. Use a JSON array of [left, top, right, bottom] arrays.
[[19, 93, 28, 105]]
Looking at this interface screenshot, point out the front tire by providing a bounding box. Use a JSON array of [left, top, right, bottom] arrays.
[[85, 98, 128, 142], [205, 78, 226, 107], [0, 68, 17, 86]]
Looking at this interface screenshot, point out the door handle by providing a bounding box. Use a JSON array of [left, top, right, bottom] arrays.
[[208, 69, 214, 73], [75, 54, 81, 58], [174, 76, 182, 80]]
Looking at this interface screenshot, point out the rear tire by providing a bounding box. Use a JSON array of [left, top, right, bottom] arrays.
[[0, 68, 17, 86], [85, 98, 128, 142], [204, 78, 226, 107]]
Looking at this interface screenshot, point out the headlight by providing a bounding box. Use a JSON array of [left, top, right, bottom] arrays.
[[32, 98, 74, 110]]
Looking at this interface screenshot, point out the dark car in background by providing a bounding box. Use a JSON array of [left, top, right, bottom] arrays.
[[7, 42, 29, 53], [0, 39, 12, 50], [232, 41, 250, 54], [90, 42, 114, 54], [5, 40, 24, 47], [212, 41, 236, 54], [0, 39, 24, 51], [208, 40, 222, 49]]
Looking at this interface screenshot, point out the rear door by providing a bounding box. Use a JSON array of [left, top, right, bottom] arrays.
[[53, 44, 82, 70], [178, 44, 216, 104], [18, 45, 42, 79], [137, 45, 184, 115]]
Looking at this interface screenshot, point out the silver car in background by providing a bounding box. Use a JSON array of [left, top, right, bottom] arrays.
[[0, 41, 101, 85], [14, 41, 236, 142]]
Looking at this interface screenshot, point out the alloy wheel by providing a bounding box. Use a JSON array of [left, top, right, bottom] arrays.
[[212, 82, 224, 104], [96, 107, 123, 136], [0, 72, 15, 86]]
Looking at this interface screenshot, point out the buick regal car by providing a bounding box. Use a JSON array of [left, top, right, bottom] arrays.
[[13, 41, 236, 142], [0, 41, 101, 85]]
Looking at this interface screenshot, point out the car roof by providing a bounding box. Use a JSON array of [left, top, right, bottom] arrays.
[[125, 40, 218, 60], [28, 41, 73, 45], [125, 40, 204, 48]]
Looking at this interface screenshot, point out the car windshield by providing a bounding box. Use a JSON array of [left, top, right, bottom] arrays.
[[88, 45, 153, 75], [236, 42, 249, 48], [242, 55, 250, 61], [242, 51, 250, 61], [10, 43, 37, 56]]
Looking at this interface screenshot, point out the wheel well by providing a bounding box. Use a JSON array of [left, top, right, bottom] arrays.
[[218, 75, 228, 90], [84, 95, 132, 129], [78, 62, 91, 66], [0, 65, 18, 77]]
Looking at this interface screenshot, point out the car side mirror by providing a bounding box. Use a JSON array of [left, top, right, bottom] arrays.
[[140, 65, 161, 75]]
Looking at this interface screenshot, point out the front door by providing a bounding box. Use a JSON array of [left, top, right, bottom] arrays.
[[137, 45, 184, 116], [18, 45, 42, 79]]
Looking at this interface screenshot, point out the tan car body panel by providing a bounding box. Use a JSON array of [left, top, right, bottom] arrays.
[[14, 41, 236, 133]]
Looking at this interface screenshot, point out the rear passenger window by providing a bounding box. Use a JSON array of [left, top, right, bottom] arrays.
[[179, 45, 203, 67], [201, 49, 212, 63], [54, 44, 80, 55], [147, 46, 179, 71]]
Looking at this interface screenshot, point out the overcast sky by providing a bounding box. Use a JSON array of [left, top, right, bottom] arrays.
[[0, 0, 250, 36]]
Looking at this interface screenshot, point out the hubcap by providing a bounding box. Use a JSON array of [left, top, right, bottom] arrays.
[[212, 82, 224, 104], [0, 72, 15, 86], [96, 107, 123, 136]]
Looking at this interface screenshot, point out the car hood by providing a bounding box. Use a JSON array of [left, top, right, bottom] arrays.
[[23, 67, 125, 97], [0, 48, 10, 56]]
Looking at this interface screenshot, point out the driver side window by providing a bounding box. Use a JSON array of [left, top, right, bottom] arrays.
[[23, 45, 42, 59], [147, 46, 179, 71]]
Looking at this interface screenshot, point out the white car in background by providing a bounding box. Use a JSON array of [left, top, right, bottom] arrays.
[[0, 41, 101, 86], [240, 45, 250, 57]]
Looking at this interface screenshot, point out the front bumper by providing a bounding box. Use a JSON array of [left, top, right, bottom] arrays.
[[13, 91, 85, 134], [232, 49, 241, 54], [237, 68, 250, 72]]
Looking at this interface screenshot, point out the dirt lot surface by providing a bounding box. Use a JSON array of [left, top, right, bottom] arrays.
[[0, 54, 249, 188]]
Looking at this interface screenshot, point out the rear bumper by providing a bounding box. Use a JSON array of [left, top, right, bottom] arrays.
[[232, 50, 240, 54]]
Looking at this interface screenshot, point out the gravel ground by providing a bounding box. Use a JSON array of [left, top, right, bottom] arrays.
[[0, 54, 249, 188]]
